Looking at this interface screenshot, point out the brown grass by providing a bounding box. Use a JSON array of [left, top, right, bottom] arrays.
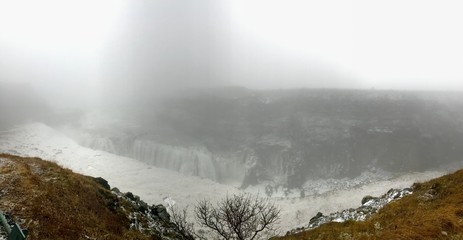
[[0, 153, 152, 240], [274, 168, 463, 240]]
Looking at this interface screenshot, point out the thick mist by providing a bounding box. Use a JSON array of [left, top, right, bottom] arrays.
[[3, 3, 463, 237], [1, 0, 463, 186], [102, 1, 230, 104], [1, 0, 463, 113]]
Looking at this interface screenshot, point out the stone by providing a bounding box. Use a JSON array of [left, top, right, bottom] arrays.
[[151, 204, 170, 222], [361, 195, 376, 205], [92, 177, 110, 190], [153, 204, 171, 222], [138, 201, 149, 213], [125, 192, 136, 201], [309, 212, 324, 225]]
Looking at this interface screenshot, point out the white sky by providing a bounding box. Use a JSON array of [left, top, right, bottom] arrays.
[[230, 0, 463, 90], [1, 0, 463, 93], [0, 0, 123, 107]]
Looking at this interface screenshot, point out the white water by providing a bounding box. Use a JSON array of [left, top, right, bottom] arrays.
[[60, 126, 246, 185], [0, 123, 457, 234], [0, 123, 240, 207]]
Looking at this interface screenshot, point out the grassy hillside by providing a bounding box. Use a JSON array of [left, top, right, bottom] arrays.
[[0, 153, 189, 240], [274, 168, 463, 240]]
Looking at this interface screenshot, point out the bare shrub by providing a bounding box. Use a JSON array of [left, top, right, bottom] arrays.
[[168, 205, 196, 240], [195, 193, 280, 240]]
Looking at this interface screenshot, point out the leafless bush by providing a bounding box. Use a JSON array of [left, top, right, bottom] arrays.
[[194, 193, 280, 240], [169, 205, 196, 240]]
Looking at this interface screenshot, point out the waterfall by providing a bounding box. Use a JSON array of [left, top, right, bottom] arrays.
[[71, 132, 246, 184]]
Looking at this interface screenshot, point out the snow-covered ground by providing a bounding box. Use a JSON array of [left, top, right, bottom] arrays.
[[0, 122, 459, 234]]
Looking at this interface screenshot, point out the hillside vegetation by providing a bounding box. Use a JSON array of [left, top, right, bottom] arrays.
[[0, 153, 190, 240], [274, 168, 463, 240]]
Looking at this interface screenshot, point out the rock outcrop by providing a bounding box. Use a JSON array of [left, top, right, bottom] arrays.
[[286, 187, 413, 235]]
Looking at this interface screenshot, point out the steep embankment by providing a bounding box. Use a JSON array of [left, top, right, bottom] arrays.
[[275, 168, 463, 240], [0, 153, 193, 240]]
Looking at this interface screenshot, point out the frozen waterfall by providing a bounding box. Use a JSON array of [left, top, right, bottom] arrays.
[[68, 131, 246, 184]]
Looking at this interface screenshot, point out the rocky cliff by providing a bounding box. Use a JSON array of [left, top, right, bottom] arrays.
[[64, 88, 463, 188]]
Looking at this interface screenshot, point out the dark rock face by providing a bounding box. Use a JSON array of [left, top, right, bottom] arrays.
[[309, 212, 323, 224], [361, 195, 377, 205], [92, 177, 111, 190], [151, 204, 171, 222], [125, 192, 136, 201], [138, 201, 149, 213], [155, 89, 463, 187], [111, 187, 121, 194], [76, 88, 463, 188]]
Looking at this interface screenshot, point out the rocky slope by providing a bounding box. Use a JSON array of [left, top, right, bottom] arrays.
[[0, 154, 193, 240], [284, 187, 413, 236], [274, 168, 463, 240]]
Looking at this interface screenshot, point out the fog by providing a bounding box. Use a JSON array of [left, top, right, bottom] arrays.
[[3, 2, 463, 236], [2, 1, 463, 167], [1, 0, 463, 113]]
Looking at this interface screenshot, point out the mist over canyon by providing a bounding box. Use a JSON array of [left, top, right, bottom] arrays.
[[3, 1, 463, 237], [45, 87, 463, 191], [3, 81, 463, 234]]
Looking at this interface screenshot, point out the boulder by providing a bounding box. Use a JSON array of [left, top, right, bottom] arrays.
[[151, 204, 171, 222], [361, 195, 377, 205], [125, 192, 136, 201], [138, 201, 149, 213], [92, 177, 110, 190], [309, 212, 323, 224]]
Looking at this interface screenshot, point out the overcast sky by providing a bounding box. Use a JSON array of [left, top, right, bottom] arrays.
[[1, 0, 463, 107]]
